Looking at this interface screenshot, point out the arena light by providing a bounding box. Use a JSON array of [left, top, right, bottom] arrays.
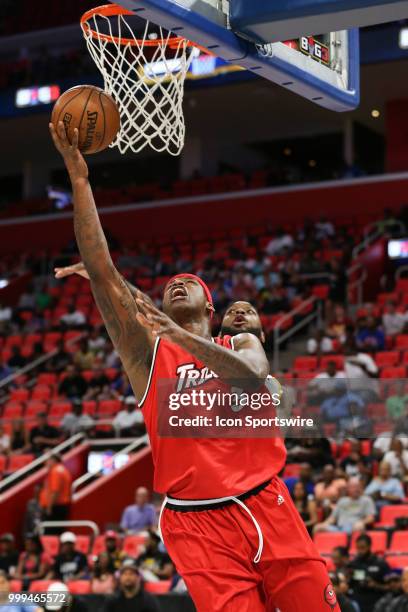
[[399, 27, 408, 48], [0, 279, 9, 289], [15, 85, 60, 108]]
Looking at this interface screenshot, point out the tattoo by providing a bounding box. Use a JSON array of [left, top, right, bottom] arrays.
[[72, 179, 153, 397]]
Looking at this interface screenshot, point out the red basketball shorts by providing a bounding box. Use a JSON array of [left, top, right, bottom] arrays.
[[160, 476, 340, 612]]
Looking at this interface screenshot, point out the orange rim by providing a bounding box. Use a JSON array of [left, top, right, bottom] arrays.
[[80, 3, 209, 53]]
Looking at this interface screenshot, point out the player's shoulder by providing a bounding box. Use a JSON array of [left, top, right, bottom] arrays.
[[230, 332, 263, 349]]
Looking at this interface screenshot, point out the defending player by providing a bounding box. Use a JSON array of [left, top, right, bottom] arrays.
[[49, 121, 339, 611]]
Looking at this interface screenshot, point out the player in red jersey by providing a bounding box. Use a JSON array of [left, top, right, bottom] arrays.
[[50, 122, 339, 611]]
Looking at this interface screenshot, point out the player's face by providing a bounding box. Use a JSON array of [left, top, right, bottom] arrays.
[[221, 302, 264, 341], [162, 277, 209, 320]]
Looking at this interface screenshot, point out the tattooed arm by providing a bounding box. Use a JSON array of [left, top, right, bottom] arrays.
[[136, 297, 269, 384], [49, 122, 154, 401]]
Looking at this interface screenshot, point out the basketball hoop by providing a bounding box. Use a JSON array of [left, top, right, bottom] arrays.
[[81, 4, 204, 156]]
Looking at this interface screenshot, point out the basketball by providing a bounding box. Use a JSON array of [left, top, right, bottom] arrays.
[[51, 85, 120, 155]]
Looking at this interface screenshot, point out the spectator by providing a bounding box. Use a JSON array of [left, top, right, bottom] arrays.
[[387, 568, 408, 611], [373, 573, 402, 612], [104, 558, 160, 612], [99, 342, 120, 369], [35, 285, 52, 311], [0, 301, 12, 332], [307, 329, 334, 355], [338, 399, 373, 438], [340, 439, 372, 480], [356, 316, 385, 352], [315, 216, 335, 239], [0, 569, 40, 612], [88, 328, 106, 354], [387, 381, 408, 421], [14, 533, 50, 590], [364, 460, 405, 509], [39, 453, 72, 523], [136, 530, 174, 582], [314, 465, 347, 508], [8, 346, 26, 370], [320, 390, 364, 424], [22, 485, 42, 537], [326, 305, 348, 343], [58, 365, 88, 400], [74, 339, 95, 371], [383, 437, 408, 478], [104, 531, 126, 570], [343, 342, 379, 401], [0, 534, 18, 577], [111, 370, 133, 400], [60, 304, 86, 328], [91, 551, 116, 594], [291, 481, 318, 534], [347, 533, 391, 612], [60, 400, 95, 436], [329, 573, 358, 612], [120, 487, 156, 533], [10, 419, 30, 453], [265, 229, 294, 255], [113, 398, 144, 437], [383, 301, 407, 337], [284, 462, 315, 496], [286, 430, 333, 469], [48, 340, 71, 373], [0, 423, 10, 454], [83, 364, 110, 400], [313, 478, 375, 534], [0, 358, 11, 382], [49, 532, 88, 582], [331, 546, 350, 582], [308, 360, 346, 404], [29, 413, 61, 455]]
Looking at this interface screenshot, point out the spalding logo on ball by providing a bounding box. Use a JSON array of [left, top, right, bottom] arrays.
[[324, 583, 337, 609], [51, 85, 120, 155]]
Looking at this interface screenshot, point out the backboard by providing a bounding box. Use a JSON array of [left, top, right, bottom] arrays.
[[114, 0, 360, 112]]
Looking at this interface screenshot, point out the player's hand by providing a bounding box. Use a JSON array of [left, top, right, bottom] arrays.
[[49, 121, 88, 181], [54, 262, 90, 280], [135, 298, 184, 342]]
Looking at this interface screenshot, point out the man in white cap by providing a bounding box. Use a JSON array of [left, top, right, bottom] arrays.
[[47, 532, 88, 583], [112, 396, 144, 437]]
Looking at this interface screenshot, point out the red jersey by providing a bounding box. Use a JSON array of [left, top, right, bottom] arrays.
[[140, 335, 287, 499]]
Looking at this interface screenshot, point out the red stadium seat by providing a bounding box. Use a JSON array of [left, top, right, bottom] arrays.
[[9, 580, 22, 592], [0, 455, 7, 473], [385, 555, 408, 569], [98, 400, 121, 415], [389, 531, 408, 554], [123, 535, 146, 557], [8, 454, 34, 472], [144, 580, 171, 593], [3, 402, 24, 419], [312, 285, 330, 300], [91, 535, 110, 556], [375, 351, 400, 367], [377, 292, 399, 305], [41, 535, 59, 558], [37, 373, 58, 386], [377, 505, 408, 527], [349, 531, 387, 556], [67, 580, 92, 594], [31, 385, 52, 400], [283, 464, 302, 478], [25, 401, 48, 418], [320, 355, 345, 370], [29, 580, 54, 592], [82, 401, 97, 416], [396, 335, 408, 350], [397, 279, 408, 293], [9, 388, 29, 402], [381, 366, 406, 379], [74, 535, 91, 555], [293, 356, 317, 372], [313, 532, 348, 556], [49, 402, 71, 418]]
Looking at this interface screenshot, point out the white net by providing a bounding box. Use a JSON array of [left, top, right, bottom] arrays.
[[81, 8, 197, 156]]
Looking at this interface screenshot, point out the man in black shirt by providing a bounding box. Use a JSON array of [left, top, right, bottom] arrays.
[[30, 412, 62, 455], [0, 533, 18, 577], [105, 559, 160, 612], [58, 365, 88, 400], [49, 340, 72, 373], [49, 531, 88, 582], [348, 534, 390, 612], [136, 530, 174, 582]]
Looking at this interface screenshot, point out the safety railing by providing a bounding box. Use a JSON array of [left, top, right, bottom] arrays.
[[39, 520, 99, 537], [0, 433, 85, 495], [273, 296, 321, 372]]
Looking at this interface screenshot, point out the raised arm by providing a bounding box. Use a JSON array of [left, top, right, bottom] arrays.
[[49, 122, 154, 401]]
